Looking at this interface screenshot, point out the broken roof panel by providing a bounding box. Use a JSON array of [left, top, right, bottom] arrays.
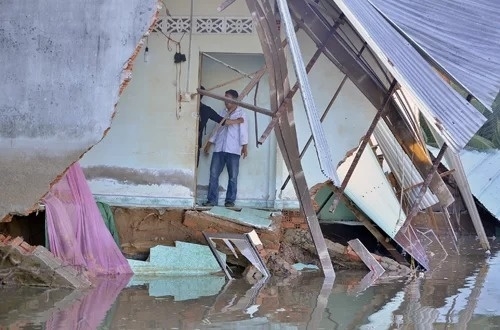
[[369, 0, 500, 110], [338, 145, 406, 238], [333, 0, 487, 152], [374, 121, 439, 210], [338, 146, 430, 269]]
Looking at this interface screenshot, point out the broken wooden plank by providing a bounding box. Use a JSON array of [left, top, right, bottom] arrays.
[[348, 238, 385, 275], [322, 183, 407, 264]]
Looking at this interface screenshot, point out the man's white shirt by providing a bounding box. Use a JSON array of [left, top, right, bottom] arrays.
[[209, 106, 248, 155]]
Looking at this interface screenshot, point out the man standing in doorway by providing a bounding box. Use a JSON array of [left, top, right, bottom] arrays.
[[197, 86, 243, 167], [202, 89, 248, 207]]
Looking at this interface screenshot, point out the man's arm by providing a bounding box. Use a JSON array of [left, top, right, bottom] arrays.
[[207, 106, 244, 125], [203, 141, 213, 154], [225, 118, 244, 125], [240, 112, 249, 159]]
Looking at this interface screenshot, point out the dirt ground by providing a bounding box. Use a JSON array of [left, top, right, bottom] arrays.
[[112, 207, 409, 277]]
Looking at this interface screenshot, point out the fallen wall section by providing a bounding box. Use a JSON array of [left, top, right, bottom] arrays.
[[0, 0, 158, 221], [0, 235, 91, 288]]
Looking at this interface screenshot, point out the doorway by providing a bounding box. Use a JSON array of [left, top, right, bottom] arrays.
[[196, 52, 277, 208]]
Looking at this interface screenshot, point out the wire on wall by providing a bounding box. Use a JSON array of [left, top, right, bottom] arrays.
[[151, 2, 190, 120], [185, 0, 194, 92]]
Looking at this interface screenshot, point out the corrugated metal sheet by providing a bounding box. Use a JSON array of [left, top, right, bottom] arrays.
[[374, 120, 439, 209], [427, 142, 490, 249], [369, 0, 500, 110], [277, 0, 339, 184], [459, 149, 500, 221], [332, 0, 487, 153]]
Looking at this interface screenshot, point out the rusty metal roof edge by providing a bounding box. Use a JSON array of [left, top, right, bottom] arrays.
[[332, 0, 487, 153], [374, 120, 439, 209]]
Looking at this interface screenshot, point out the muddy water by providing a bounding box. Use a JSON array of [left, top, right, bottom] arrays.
[[1, 239, 499, 330]]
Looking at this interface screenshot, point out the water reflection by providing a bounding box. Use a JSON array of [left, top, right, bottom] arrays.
[[0, 274, 131, 330], [0, 240, 499, 329]]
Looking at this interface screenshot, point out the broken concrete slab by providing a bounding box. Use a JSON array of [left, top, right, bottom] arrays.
[[204, 206, 273, 229], [128, 276, 226, 301], [128, 242, 226, 276], [292, 263, 320, 271], [0, 0, 157, 221], [0, 235, 91, 289]]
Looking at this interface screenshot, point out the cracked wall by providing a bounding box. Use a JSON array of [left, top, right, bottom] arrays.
[[0, 0, 157, 220]]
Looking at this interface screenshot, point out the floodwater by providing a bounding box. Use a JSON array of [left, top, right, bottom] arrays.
[[1, 239, 499, 330]]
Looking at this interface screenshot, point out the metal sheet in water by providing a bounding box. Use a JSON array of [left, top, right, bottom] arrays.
[[394, 225, 429, 270]]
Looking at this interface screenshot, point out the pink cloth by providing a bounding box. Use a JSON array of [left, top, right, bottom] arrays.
[[44, 162, 132, 276], [45, 275, 131, 330]]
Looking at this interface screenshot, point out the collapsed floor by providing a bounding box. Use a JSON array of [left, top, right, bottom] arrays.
[[1, 188, 498, 287], [113, 206, 412, 277]]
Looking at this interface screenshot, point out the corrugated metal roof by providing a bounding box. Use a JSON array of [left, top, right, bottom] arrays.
[[374, 120, 439, 209], [459, 149, 500, 220], [368, 0, 500, 110], [333, 0, 487, 153]]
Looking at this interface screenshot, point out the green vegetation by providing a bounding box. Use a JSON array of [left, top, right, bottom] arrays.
[[472, 93, 500, 149], [421, 87, 500, 150]]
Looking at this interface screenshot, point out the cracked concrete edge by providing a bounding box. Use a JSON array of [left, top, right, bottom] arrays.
[[1, 3, 160, 222]]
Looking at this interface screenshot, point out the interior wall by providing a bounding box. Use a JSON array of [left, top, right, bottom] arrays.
[[80, 0, 264, 207], [80, 32, 198, 207], [279, 30, 378, 203], [79, 0, 400, 211]]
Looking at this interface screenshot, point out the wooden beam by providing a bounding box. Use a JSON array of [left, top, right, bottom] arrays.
[[400, 143, 448, 231], [197, 88, 273, 117], [327, 183, 408, 264]]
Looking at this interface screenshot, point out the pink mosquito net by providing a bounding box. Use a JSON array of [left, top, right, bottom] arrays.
[[43, 162, 132, 276], [45, 275, 131, 329]]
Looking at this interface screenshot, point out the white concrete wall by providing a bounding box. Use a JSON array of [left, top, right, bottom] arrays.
[[80, 0, 391, 210], [80, 0, 265, 207], [0, 0, 156, 220], [280, 30, 378, 202]]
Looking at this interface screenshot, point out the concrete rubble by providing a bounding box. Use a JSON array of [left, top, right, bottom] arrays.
[[0, 234, 91, 289], [128, 242, 226, 276], [112, 206, 411, 279]]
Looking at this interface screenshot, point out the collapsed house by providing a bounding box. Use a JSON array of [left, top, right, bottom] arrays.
[[1, 0, 500, 281]]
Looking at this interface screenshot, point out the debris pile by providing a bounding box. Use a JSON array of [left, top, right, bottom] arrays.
[[0, 234, 91, 288], [113, 206, 411, 278]]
